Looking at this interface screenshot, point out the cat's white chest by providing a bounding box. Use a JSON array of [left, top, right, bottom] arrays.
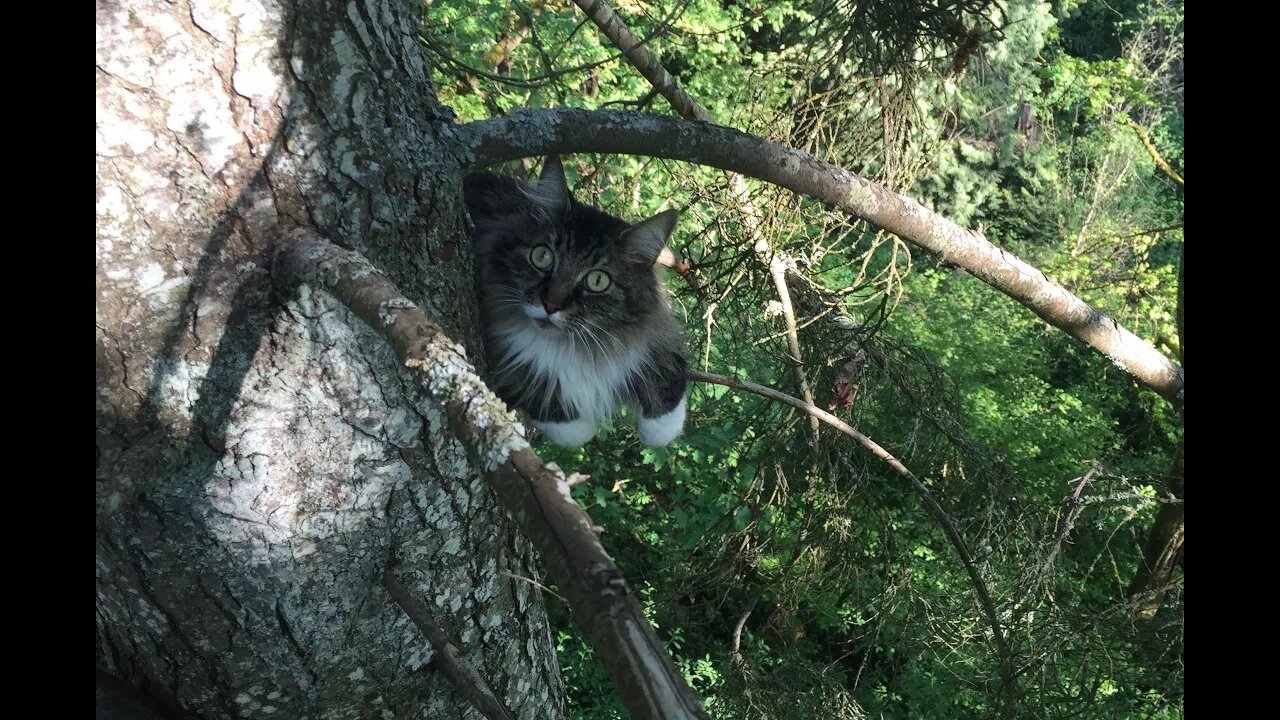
[[497, 321, 643, 423]]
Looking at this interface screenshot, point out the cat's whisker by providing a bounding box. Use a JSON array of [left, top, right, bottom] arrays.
[[574, 319, 603, 352], [487, 288, 533, 308], [579, 322, 614, 359], [571, 323, 602, 358], [583, 318, 625, 355]]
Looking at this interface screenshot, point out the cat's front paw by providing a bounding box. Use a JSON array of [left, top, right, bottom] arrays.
[[637, 396, 686, 447], [534, 417, 598, 448]]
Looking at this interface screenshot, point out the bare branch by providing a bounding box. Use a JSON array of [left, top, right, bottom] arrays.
[[730, 596, 759, 665], [458, 108, 1184, 408], [1126, 440, 1184, 617], [502, 571, 569, 603], [689, 371, 908, 479], [570, 0, 712, 122], [274, 229, 708, 720], [481, 1, 548, 70], [766, 253, 822, 444], [382, 567, 516, 720]]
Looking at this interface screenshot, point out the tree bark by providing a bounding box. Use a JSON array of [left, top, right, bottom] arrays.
[[97, 1, 563, 716]]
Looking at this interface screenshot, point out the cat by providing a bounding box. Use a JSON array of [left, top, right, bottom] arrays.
[[463, 155, 688, 448]]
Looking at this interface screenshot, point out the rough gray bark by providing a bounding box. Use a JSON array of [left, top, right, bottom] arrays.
[[96, 1, 563, 717]]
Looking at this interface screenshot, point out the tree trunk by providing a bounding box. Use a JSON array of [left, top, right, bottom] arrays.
[[96, 1, 563, 717]]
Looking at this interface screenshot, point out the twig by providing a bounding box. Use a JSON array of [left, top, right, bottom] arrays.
[[501, 571, 569, 603], [418, 0, 685, 91], [383, 567, 516, 720], [1046, 465, 1099, 569], [767, 252, 822, 445], [690, 371, 911, 482], [656, 246, 705, 298], [730, 596, 759, 665], [480, 1, 548, 70]]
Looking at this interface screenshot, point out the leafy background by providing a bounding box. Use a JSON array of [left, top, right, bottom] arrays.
[[424, 0, 1183, 717]]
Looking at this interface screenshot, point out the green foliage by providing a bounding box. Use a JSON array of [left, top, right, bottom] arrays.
[[424, 0, 1182, 717]]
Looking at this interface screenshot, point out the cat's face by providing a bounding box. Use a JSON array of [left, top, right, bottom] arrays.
[[473, 157, 678, 350]]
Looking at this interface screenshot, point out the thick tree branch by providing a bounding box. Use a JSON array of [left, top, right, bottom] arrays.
[[688, 370, 1017, 717], [383, 567, 515, 720], [456, 108, 1184, 408], [274, 229, 707, 720]]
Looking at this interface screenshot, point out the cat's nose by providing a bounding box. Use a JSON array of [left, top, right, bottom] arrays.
[[543, 301, 560, 315]]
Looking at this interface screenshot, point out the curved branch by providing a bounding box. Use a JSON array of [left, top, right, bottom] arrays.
[[274, 230, 707, 720], [688, 369, 1017, 717], [689, 371, 912, 480], [456, 108, 1184, 408]]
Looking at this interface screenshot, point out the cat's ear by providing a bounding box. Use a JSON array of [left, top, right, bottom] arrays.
[[529, 155, 571, 217], [621, 209, 680, 264]]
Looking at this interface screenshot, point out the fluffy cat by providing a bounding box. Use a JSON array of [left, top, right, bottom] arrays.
[[463, 155, 688, 448]]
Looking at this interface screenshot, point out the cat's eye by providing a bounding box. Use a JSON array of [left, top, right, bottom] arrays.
[[584, 270, 612, 293], [529, 244, 555, 270]]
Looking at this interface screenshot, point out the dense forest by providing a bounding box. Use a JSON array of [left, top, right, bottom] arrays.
[[426, 0, 1183, 717], [96, 0, 1182, 718]]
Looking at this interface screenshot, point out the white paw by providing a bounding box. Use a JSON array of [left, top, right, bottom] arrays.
[[636, 396, 686, 447], [535, 417, 598, 448]]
